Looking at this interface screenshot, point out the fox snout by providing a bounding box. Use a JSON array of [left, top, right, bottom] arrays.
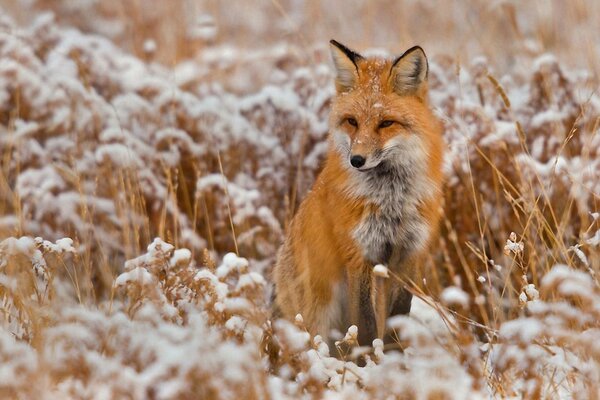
[[349, 151, 381, 170], [349, 142, 381, 170]]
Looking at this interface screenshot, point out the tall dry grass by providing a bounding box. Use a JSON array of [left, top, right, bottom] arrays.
[[0, 1, 599, 398]]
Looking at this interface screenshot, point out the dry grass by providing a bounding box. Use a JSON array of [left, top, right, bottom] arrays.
[[0, 1, 599, 399]]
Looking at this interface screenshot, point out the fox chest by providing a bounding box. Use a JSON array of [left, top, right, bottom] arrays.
[[353, 206, 428, 266], [349, 172, 430, 266]]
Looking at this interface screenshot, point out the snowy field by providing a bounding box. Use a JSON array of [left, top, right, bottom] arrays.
[[1, 1, 600, 399]]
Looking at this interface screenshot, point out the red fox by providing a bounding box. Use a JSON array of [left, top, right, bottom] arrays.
[[272, 40, 444, 347]]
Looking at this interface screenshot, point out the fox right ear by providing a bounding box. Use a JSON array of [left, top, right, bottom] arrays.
[[390, 46, 428, 99], [329, 40, 363, 93]]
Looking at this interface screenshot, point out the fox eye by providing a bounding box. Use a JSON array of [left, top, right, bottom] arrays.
[[378, 120, 394, 129], [346, 118, 358, 127]]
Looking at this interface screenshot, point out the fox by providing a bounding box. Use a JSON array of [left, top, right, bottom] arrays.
[[272, 40, 444, 348]]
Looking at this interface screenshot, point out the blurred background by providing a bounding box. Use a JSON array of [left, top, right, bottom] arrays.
[[3, 0, 600, 78]]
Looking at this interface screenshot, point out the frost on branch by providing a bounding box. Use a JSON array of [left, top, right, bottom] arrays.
[[373, 264, 389, 278], [441, 286, 470, 309], [503, 232, 524, 256], [492, 264, 600, 398]]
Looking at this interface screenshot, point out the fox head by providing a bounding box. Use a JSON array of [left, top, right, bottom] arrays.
[[328, 40, 442, 174]]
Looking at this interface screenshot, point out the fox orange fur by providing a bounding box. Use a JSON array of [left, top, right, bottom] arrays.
[[272, 40, 444, 347]]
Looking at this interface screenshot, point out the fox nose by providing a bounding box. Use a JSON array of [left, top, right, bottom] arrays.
[[350, 155, 366, 168]]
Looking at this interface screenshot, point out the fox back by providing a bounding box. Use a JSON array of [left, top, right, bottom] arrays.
[[272, 40, 444, 349]]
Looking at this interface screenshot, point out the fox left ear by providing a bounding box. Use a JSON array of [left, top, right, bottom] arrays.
[[390, 46, 428, 99], [329, 39, 363, 93]]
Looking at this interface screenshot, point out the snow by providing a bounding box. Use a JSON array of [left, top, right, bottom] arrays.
[[143, 39, 157, 54], [504, 232, 524, 256], [33, 237, 77, 254], [95, 143, 142, 168], [147, 238, 175, 258], [225, 316, 246, 335], [347, 325, 358, 336], [372, 264, 389, 278], [524, 284, 540, 301], [519, 283, 540, 305], [532, 53, 559, 71], [217, 253, 249, 278], [372, 338, 384, 359], [0, 329, 38, 389], [274, 319, 310, 352], [115, 266, 155, 286], [1, 236, 36, 256], [586, 229, 600, 247], [170, 248, 192, 267], [440, 286, 470, 308], [530, 108, 567, 129], [570, 244, 589, 266], [499, 317, 544, 343], [541, 264, 586, 289], [236, 272, 265, 290], [189, 15, 218, 41]]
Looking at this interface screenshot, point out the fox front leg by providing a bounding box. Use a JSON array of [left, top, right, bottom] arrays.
[[356, 269, 378, 346], [384, 285, 413, 346], [389, 286, 412, 316]]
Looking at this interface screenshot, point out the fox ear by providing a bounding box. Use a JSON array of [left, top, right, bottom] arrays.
[[329, 39, 363, 93], [390, 46, 428, 99]]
